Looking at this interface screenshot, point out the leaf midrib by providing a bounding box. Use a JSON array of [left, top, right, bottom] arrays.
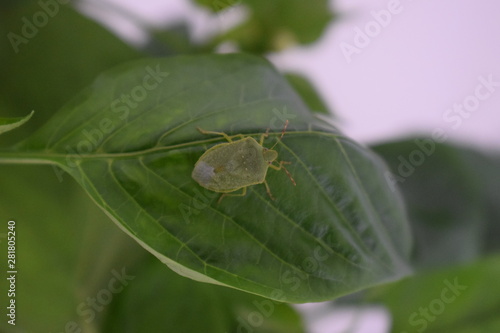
[[5, 131, 342, 162]]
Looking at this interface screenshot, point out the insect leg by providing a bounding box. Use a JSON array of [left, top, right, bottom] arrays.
[[217, 187, 247, 204], [259, 128, 271, 145], [263, 180, 275, 200], [269, 161, 296, 186], [197, 127, 234, 142], [268, 120, 289, 150]]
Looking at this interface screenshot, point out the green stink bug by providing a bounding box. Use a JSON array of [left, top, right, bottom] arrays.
[[191, 121, 296, 202]]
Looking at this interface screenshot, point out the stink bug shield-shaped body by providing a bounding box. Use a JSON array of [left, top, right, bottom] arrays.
[[193, 137, 274, 191], [191, 121, 295, 202]]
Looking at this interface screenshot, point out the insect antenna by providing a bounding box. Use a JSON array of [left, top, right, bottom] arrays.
[[269, 120, 289, 150]]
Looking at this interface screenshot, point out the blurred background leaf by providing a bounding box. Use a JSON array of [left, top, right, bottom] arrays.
[[366, 254, 500, 333], [0, 163, 145, 332], [103, 253, 305, 333], [0, 1, 141, 146], [372, 139, 500, 270], [199, 0, 334, 53], [144, 23, 199, 56]]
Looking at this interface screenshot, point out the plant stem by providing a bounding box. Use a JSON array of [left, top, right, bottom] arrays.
[[0, 151, 59, 166]]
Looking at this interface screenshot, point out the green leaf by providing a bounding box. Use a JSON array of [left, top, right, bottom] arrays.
[[5, 54, 411, 302], [285, 73, 330, 115], [0, 110, 33, 135], [366, 254, 500, 333], [103, 253, 305, 333], [372, 139, 500, 269]]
